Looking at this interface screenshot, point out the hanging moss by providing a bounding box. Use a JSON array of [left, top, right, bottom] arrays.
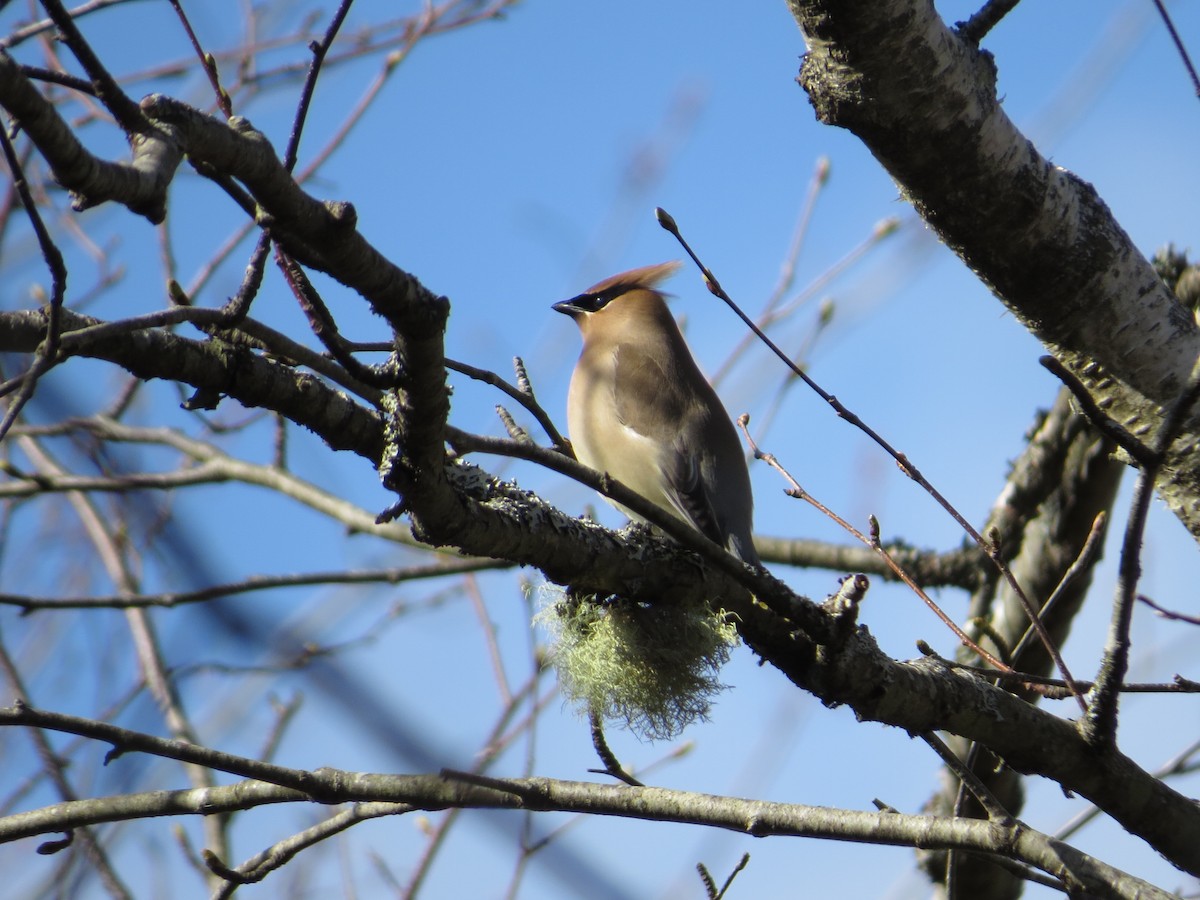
[[535, 588, 739, 741]]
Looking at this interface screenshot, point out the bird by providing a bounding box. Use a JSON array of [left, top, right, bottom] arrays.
[[553, 261, 760, 566]]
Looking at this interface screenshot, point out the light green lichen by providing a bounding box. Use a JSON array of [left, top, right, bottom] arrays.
[[535, 587, 739, 741]]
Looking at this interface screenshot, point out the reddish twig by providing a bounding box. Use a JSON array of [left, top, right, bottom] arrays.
[[660, 208, 1083, 708], [737, 418, 1011, 672], [1138, 594, 1200, 626], [165, 0, 233, 116]]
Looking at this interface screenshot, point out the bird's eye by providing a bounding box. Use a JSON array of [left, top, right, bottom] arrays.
[[573, 290, 616, 313]]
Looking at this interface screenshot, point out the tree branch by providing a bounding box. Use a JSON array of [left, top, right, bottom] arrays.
[[786, 0, 1200, 543], [0, 706, 1176, 900], [0, 51, 180, 221]]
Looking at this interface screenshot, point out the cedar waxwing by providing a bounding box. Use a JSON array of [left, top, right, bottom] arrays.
[[553, 261, 760, 566]]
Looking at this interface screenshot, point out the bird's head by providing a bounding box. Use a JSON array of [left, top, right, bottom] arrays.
[[552, 261, 682, 337]]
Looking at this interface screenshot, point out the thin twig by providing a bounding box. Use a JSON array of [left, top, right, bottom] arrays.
[[711, 156, 830, 385], [712, 853, 750, 900], [588, 710, 643, 787], [281, 0, 355, 171], [1150, 0, 1200, 98], [17, 434, 231, 865], [916, 646, 1199, 696], [1009, 511, 1107, 663], [466, 573, 512, 704], [17, 62, 96, 94], [737, 418, 1011, 671], [1137, 594, 1200, 626], [957, 0, 1022, 44], [921, 732, 1014, 824], [1085, 355, 1200, 747], [403, 674, 548, 899], [712, 211, 898, 387], [0, 638, 132, 898], [258, 695, 303, 765], [1040, 356, 1155, 466], [219, 230, 272, 325], [0, 123, 66, 444], [0, 0, 145, 50], [165, 0, 232, 116], [0, 559, 507, 611], [208, 802, 410, 898], [39, 0, 147, 132], [275, 249, 400, 389], [660, 207, 1086, 711], [444, 356, 567, 449], [0, 701, 317, 792]]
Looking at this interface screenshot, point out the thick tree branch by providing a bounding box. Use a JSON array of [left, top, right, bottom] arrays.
[[0, 706, 1176, 900], [787, 0, 1200, 542], [1, 70, 1192, 887], [754, 535, 986, 590], [0, 51, 179, 221], [139, 92, 448, 343], [925, 390, 1122, 897], [1, 266, 1195, 881], [0, 307, 383, 459]]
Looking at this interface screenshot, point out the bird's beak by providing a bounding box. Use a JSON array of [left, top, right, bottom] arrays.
[[552, 298, 585, 318]]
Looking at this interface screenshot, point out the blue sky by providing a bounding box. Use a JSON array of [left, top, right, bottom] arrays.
[[3, 1, 1200, 897]]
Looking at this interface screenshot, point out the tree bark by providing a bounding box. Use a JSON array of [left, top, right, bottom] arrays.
[[785, 0, 1200, 541]]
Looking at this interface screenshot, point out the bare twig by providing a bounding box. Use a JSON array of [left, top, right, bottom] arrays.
[[281, 0, 354, 171], [588, 710, 643, 787], [660, 207, 1086, 711], [1009, 511, 1107, 664], [403, 673, 548, 899], [1040, 356, 1155, 466], [1, 0, 146, 50], [275, 248, 401, 389], [0, 559, 506, 611], [218, 230, 272, 325], [713, 210, 898, 387], [1085, 355, 1200, 747], [466, 573, 512, 704], [0, 701, 317, 791], [39, 0, 147, 132], [0, 122, 66, 444], [1137, 594, 1200, 626], [914, 646, 1199, 696], [921, 731, 1013, 825], [956, 0, 1022, 44], [697, 852, 750, 900], [17, 434, 231, 867], [165, 0, 232, 116], [443, 356, 568, 449], [208, 802, 409, 898], [1150, 0, 1200, 99], [737, 417, 1012, 672], [258, 694, 303, 765], [0, 639, 131, 898]]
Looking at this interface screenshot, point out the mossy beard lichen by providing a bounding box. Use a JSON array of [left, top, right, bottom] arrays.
[[535, 587, 739, 741]]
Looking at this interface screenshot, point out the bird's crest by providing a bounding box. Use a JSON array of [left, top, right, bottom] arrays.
[[582, 261, 682, 297]]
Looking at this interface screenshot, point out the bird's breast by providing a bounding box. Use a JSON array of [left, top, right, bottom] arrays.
[[566, 348, 676, 518]]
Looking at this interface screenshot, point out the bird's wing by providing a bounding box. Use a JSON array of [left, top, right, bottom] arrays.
[[612, 344, 725, 546]]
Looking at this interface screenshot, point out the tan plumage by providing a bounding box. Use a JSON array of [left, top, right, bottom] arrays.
[[553, 261, 759, 566]]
